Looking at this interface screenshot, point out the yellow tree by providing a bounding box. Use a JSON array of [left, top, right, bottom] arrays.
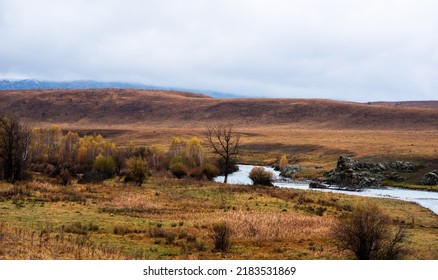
[[185, 137, 204, 168], [150, 144, 167, 170], [30, 128, 49, 163], [168, 137, 185, 159], [59, 131, 80, 163], [78, 134, 116, 167], [46, 126, 63, 164], [127, 156, 149, 186], [30, 126, 63, 164], [279, 154, 288, 172]]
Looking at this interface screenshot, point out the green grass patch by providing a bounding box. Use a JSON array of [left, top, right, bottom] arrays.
[[384, 181, 438, 192]]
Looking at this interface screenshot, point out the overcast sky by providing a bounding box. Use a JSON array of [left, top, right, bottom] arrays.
[[1, 0, 438, 101]]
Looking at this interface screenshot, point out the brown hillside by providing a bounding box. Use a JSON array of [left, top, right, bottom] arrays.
[[1, 89, 438, 130], [369, 101, 438, 110]]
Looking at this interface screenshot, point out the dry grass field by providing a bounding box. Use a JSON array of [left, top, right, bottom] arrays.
[[1, 177, 437, 260]]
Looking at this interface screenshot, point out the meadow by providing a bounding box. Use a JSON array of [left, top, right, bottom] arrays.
[[1, 167, 437, 260]]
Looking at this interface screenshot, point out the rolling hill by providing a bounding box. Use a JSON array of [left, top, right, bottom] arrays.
[[1, 88, 438, 130]]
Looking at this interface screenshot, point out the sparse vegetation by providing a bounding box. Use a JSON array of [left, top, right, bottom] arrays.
[[0, 173, 436, 260]]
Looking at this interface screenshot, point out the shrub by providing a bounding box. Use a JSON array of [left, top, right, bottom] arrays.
[[59, 168, 70, 186], [126, 156, 149, 186], [78, 170, 107, 184], [169, 156, 187, 178], [210, 221, 232, 252], [170, 162, 187, 178], [165, 233, 176, 244], [64, 222, 99, 235], [279, 154, 288, 172], [184, 137, 205, 168], [249, 166, 274, 186], [332, 205, 408, 260], [113, 225, 134, 236], [187, 162, 220, 180], [93, 154, 116, 178], [201, 162, 220, 180]]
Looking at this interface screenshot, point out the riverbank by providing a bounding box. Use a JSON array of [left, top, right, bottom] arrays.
[[217, 165, 438, 216], [382, 181, 438, 192]]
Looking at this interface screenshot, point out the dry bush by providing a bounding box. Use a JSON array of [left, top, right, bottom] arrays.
[[210, 221, 232, 252], [169, 162, 187, 178], [332, 206, 408, 260], [126, 156, 149, 186], [249, 166, 274, 186], [59, 168, 71, 186]]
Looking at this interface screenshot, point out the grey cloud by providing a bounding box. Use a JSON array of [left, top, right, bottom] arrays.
[[1, 0, 438, 101]]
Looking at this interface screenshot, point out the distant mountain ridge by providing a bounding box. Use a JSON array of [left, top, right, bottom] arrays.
[[0, 79, 238, 98]]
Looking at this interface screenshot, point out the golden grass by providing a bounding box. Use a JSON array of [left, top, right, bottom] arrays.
[[224, 211, 333, 241], [0, 221, 126, 260], [103, 192, 170, 214], [1, 177, 436, 260]]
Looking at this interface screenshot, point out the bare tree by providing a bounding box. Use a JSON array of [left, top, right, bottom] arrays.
[[332, 205, 408, 260], [205, 123, 240, 183], [0, 116, 31, 183]]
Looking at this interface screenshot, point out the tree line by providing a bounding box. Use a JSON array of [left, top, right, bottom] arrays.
[[0, 116, 241, 186]]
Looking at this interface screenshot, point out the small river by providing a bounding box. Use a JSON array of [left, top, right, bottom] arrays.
[[215, 165, 438, 215]]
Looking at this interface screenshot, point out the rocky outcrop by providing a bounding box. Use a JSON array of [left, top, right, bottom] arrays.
[[309, 182, 328, 189], [324, 156, 384, 189], [421, 170, 438, 185], [280, 165, 301, 178], [323, 156, 423, 190], [385, 172, 405, 182], [389, 161, 423, 173]]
